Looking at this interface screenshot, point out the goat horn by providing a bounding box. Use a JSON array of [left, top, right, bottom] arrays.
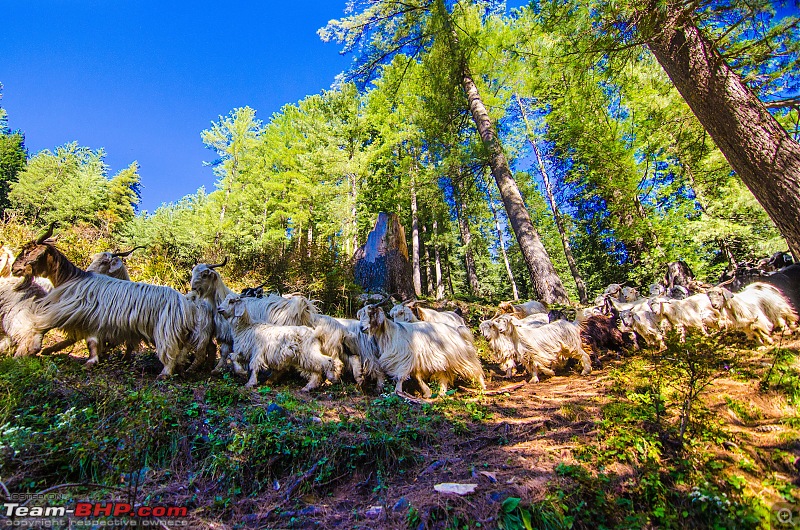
[[36, 222, 56, 244], [111, 245, 145, 258], [716, 276, 736, 287], [251, 279, 269, 290], [207, 256, 228, 269]]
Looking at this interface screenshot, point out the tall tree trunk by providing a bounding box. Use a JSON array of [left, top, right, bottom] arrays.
[[348, 172, 358, 256], [645, 8, 800, 258], [516, 95, 588, 304], [486, 186, 519, 300], [410, 169, 422, 296], [423, 224, 434, 295], [454, 177, 481, 297], [461, 66, 569, 304], [445, 244, 455, 297], [433, 219, 444, 300]]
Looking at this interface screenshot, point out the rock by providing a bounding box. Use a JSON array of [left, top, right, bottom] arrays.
[[310, 416, 322, 424], [353, 213, 414, 300], [266, 403, 285, 416], [488, 491, 509, 503], [392, 497, 409, 512], [365, 505, 384, 519], [434, 483, 477, 495]]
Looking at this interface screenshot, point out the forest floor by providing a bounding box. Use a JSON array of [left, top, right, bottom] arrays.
[[0, 332, 799, 529]]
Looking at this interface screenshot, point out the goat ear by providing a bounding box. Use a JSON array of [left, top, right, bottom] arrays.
[[233, 300, 245, 318], [108, 257, 124, 274], [722, 289, 733, 301]]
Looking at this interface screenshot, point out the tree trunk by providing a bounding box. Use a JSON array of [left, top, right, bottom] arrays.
[[433, 219, 444, 300], [645, 9, 800, 258], [455, 178, 481, 297], [486, 186, 519, 300], [516, 95, 588, 304], [410, 169, 422, 296], [461, 65, 570, 304], [423, 224, 434, 295], [348, 172, 359, 256]]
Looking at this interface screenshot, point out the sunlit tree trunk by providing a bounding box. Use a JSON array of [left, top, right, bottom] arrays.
[[423, 224, 434, 295], [516, 95, 587, 304], [433, 219, 444, 300], [486, 185, 519, 300], [455, 177, 480, 297], [461, 66, 569, 304], [645, 7, 800, 258], [410, 168, 422, 296]]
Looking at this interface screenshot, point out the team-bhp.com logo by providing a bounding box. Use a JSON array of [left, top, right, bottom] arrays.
[[3, 500, 188, 527]]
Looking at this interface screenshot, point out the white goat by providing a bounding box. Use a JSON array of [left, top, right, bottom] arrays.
[[42, 246, 144, 359], [360, 304, 485, 398], [650, 293, 720, 341], [218, 294, 343, 390], [496, 300, 547, 318], [190, 262, 317, 372], [390, 301, 466, 327], [707, 282, 797, 345], [12, 234, 212, 377], [389, 303, 474, 344], [0, 276, 49, 356], [619, 306, 665, 350], [0, 245, 15, 277], [489, 315, 591, 383], [334, 316, 385, 390], [480, 314, 548, 377], [85, 246, 142, 281]]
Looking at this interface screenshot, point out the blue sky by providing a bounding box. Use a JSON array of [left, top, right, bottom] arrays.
[[1, 1, 528, 212]]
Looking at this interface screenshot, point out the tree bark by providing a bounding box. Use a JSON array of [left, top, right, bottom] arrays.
[[486, 186, 519, 300], [516, 95, 588, 304], [454, 177, 481, 297], [461, 66, 570, 304], [423, 224, 434, 295], [410, 168, 422, 296], [433, 219, 444, 300], [645, 8, 800, 258]]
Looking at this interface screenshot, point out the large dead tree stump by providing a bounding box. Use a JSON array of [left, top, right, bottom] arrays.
[[353, 213, 414, 300]]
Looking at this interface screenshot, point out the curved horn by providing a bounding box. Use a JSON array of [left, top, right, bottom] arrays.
[[36, 222, 56, 244], [111, 245, 145, 258], [716, 276, 736, 287], [207, 256, 228, 269], [251, 279, 269, 290]]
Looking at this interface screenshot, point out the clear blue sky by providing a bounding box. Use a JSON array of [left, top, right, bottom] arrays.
[[0, 1, 528, 213]]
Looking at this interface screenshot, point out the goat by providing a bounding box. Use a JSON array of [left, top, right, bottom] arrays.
[[360, 304, 485, 398], [335, 315, 385, 390], [11, 228, 212, 377], [619, 306, 665, 351], [0, 276, 49, 356], [480, 314, 548, 378], [218, 295, 343, 390], [707, 282, 797, 345], [190, 261, 317, 372], [41, 246, 146, 359], [496, 300, 547, 319], [389, 302, 474, 344], [651, 293, 721, 341], [706, 283, 774, 345], [85, 246, 143, 281], [489, 315, 591, 383], [0, 245, 15, 277], [664, 261, 694, 290]]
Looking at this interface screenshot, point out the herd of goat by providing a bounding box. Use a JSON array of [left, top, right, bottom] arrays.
[[1, 225, 799, 397]]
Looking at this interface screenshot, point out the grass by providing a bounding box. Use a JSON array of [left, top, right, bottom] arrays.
[[0, 331, 798, 528]]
